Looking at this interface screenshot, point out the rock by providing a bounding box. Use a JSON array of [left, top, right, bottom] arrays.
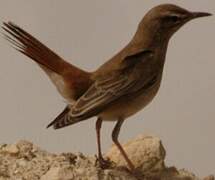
[[40, 167, 74, 180], [106, 135, 166, 173], [1, 144, 19, 155], [0, 135, 213, 180]]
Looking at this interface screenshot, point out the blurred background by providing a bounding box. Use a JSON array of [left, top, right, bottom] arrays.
[[0, 0, 214, 177]]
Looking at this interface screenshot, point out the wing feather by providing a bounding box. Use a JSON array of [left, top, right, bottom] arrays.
[[70, 50, 154, 120]]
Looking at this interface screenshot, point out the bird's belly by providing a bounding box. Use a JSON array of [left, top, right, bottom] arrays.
[[99, 82, 160, 121]]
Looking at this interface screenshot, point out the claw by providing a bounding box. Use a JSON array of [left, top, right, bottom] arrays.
[[96, 156, 112, 169]]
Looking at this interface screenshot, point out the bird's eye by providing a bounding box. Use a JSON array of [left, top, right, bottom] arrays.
[[167, 15, 180, 23]]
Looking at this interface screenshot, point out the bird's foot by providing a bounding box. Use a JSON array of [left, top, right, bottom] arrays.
[[96, 156, 112, 169]]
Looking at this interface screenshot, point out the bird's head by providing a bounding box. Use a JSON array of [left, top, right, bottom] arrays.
[[138, 4, 212, 41]]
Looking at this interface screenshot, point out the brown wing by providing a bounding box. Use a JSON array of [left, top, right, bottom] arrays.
[[47, 73, 135, 129], [46, 106, 70, 129], [69, 50, 155, 120]]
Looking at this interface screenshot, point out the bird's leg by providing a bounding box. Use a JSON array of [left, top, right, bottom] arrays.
[[96, 117, 110, 168], [112, 118, 135, 171], [96, 118, 103, 161]]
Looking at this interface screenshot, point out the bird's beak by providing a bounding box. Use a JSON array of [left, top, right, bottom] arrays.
[[191, 12, 212, 19]]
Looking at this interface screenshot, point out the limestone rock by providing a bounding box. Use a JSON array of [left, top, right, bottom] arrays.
[[0, 135, 213, 180], [106, 135, 166, 173]]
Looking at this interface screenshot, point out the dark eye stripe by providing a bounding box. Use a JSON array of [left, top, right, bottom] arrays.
[[161, 14, 186, 24], [171, 16, 180, 22], [166, 15, 180, 21]]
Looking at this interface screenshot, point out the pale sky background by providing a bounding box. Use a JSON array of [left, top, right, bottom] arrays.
[[0, 0, 214, 177]]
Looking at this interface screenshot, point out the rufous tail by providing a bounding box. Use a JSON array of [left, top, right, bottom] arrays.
[[2, 21, 92, 101], [2, 21, 86, 76]]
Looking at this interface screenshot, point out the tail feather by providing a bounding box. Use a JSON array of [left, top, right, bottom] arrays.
[[2, 21, 85, 75], [47, 106, 85, 129]]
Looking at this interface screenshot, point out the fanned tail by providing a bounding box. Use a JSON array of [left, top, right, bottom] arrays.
[[2, 21, 93, 101], [2, 21, 84, 75]]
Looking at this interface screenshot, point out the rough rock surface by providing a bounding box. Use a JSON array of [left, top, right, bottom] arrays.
[[0, 135, 213, 180]]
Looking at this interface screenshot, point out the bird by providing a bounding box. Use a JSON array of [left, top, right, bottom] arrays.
[[2, 4, 211, 171]]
